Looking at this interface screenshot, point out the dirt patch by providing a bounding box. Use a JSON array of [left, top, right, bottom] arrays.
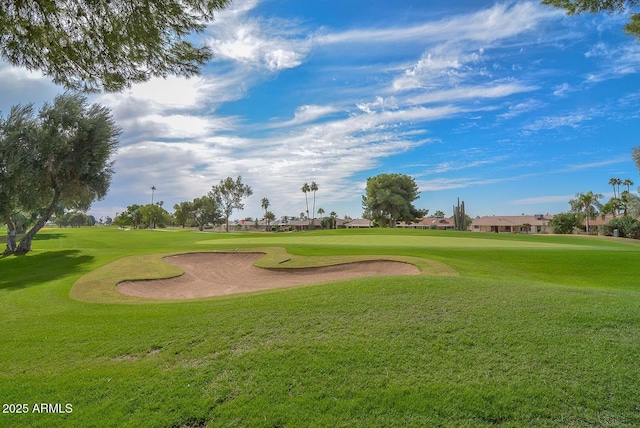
[[117, 252, 420, 300]]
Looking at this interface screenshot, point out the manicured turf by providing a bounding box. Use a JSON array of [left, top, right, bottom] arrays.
[[2, 227, 640, 427]]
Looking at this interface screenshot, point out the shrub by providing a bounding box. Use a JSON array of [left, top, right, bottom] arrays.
[[604, 216, 640, 239], [550, 212, 580, 234]]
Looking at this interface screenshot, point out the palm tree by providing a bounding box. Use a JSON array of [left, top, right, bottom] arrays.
[[301, 183, 310, 221], [570, 191, 603, 233], [330, 211, 338, 229], [317, 207, 325, 228], [261, 197, 270, 230], [620, 191, 631, 216], [623, 178, 634, 194], [609, 178, 619, 199], [265, 211, 275, 231], [310, 181, 318, 229]]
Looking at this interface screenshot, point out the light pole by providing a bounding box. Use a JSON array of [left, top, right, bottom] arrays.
[[150, 186, 156, 229]]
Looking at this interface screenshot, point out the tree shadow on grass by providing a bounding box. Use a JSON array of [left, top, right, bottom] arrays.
[[0, 233, 66, 244], [33, 233, 67, 241], [0, 250, 94, 290]]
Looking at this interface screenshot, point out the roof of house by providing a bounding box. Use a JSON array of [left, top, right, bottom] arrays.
[[472, 215, 554, 227], [398, 217, 456, 227], [344, 219, 373, 227]]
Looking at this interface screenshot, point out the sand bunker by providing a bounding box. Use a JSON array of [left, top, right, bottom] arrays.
[[117, 252, 420, 300]]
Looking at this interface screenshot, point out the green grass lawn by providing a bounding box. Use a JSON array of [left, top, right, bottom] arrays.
[[2, 227, 640, 427]]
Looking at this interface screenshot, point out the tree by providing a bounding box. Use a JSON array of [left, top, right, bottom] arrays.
[[264, 211, 276, 230], [605, 215, 640, 238], [301, 183, 310, 221], [609, 177, 620, 199], [210, 176, 253, 232], [190, 196, 221, 231], [261, 197, 271, 230], [601, 198, 620, 219], [173, 201, 192, 228], [310, 181, 319, 229], [141, 202, 171, 229], [2, 93, 119, 254], [0, 104, 39, 254], [550, 212, 580, 234], [0, 0, 232, 92], [623, 178, 634, 193], [361, 173, 427, 227], [570, 191, 603, 233], [542, 0, 640, 41], [330, 211, 338, 229]]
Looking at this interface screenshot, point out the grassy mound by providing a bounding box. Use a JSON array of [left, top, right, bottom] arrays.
[[71, 246, 457, 303], [1, 227, 640, 427]]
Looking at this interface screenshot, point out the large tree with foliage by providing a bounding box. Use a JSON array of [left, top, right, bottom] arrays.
[[0, 104, 39, 253], [173, 201, 192, 228], [570, 191, 603, 233], [190, 196, 221, 231], [210, 176, 253, 232], [362, 173, 426, 227], [2, 93, 119, 254], [543, 0, 640, 40], [0, 0, 231, 92], [550, 212, 581, 234]]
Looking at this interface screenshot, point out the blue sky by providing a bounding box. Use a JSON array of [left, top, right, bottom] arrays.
[[2, 0, 640, 221]]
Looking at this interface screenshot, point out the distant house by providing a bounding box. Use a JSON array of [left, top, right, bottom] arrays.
[[263, 217, 350, 231], [344, 219, 373, 228], [398, 217, 456, 230], [471, 214, 553, 234]]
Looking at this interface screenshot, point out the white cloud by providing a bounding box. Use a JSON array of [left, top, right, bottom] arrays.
[[553, 83, 572, 97], [498, 99, 546, 119], [524, 114, 590, 131], [584, 42, 640, 82], [315, 2, 560, 46], [392, 46, 480, 92], [406, 83, 538, 106], [274, 105, 339, 127], [511, 195, 574, 205], [206, 3, 311, 72]]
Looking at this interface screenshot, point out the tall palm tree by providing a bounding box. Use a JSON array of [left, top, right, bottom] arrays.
[[301, 183, 310, 222], [310, 181, 318, 229], [261, 197, 270, 230], [571, 191, 603, 233], [623, 178, 634, 194], [609, 178, 619, 199]]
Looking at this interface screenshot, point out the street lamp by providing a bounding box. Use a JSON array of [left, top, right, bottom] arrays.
[[150, 186, 156, 229]]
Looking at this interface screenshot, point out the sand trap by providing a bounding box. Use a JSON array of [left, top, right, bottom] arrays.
[[117, 252, 420, 300]]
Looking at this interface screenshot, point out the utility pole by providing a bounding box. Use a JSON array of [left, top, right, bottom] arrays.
[[150, 186, 156, 229]]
